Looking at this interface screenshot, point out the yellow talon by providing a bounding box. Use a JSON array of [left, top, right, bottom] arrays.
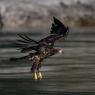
[[32, 72, 42, 80], [37, 72, 42, 80], [33, 72, 38, 80]]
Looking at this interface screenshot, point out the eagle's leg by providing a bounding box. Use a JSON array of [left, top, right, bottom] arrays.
[[37, 63, 42, 80], [31, 63, 38, 80], [31, 55, 42, 80], [34, 72, 38, 80]]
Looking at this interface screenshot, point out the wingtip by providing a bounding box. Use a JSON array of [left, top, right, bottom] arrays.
[[53, 17, 63, 25], [53, 16, 57, 21], [53, 16, 55, 19]]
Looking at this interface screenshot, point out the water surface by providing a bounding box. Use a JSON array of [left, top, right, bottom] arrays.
[[0, 28, 95, 94]]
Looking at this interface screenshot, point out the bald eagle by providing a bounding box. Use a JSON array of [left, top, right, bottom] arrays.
[[10, 17, 69, 80]]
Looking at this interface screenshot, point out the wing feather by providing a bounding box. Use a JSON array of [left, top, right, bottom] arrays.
[[15, 34, 39, 53], [14, 17, 69, 53], [39, 17, 69, 46]]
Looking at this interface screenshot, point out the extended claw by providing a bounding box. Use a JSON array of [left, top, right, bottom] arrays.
[[33, 72, 38, 80], [37, 72, 42, 80]]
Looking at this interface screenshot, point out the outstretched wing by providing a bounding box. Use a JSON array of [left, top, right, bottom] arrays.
[[15, 17, 69, 53], [39, 17, 69, 47], [15, 34, 39, 53]]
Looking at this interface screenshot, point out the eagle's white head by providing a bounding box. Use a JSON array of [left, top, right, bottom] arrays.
[[58, 48, 64, 54]]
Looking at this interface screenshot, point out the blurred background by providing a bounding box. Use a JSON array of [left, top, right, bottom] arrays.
[[0, 0, 95, 29], [0, 0, 95, 94]]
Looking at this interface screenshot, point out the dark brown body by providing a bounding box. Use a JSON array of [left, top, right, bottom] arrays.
[[30, 47, 61, 73]]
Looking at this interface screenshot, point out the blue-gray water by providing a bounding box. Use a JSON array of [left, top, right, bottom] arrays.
[[0, 28, 95, 95]]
